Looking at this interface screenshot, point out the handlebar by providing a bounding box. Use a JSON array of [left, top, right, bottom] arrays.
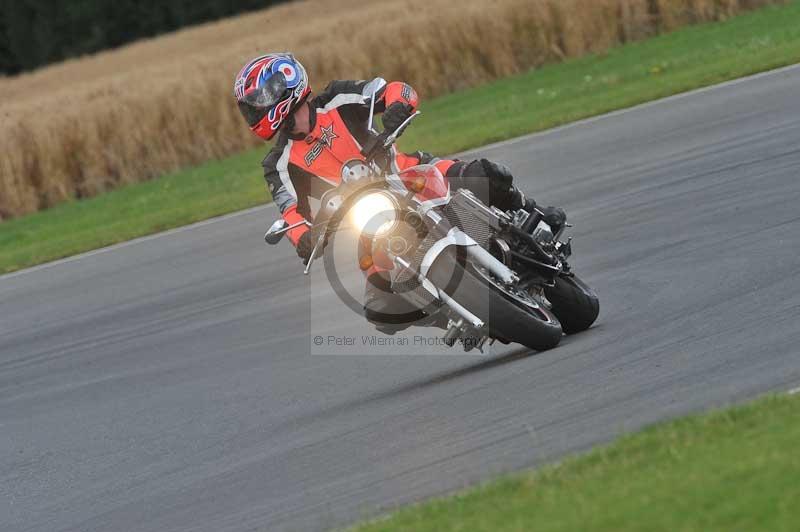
[[361, 111, 421, 167]]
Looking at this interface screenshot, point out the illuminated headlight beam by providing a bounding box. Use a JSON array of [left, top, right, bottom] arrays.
[[350, 192, 398, 237]]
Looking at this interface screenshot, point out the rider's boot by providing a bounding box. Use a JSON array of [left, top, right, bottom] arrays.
[[539, 206, 567, 234], [508, 186, 567, 234], [363, 273, 427, 335]]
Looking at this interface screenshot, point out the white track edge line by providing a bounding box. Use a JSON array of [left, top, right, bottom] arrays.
[[454, 62, 800, 158], [3, 62, 799, 281]]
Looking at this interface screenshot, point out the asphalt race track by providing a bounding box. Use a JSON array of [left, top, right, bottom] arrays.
[[2, 65, 800, 532]]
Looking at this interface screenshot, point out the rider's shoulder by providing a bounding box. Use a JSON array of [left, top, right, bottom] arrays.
[[320, 79, 362, 96], [315, 78, 386, 108]]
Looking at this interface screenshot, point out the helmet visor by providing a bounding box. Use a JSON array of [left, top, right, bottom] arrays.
[[238, 72, 289, 127]]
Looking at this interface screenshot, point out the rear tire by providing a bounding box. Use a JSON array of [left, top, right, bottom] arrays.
[[544, 274, 599, 334], [427, 248, 563, 351]]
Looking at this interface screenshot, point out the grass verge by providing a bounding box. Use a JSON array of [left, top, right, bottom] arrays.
[[3, 1, 800, 274], [351, 393, 800, 532]]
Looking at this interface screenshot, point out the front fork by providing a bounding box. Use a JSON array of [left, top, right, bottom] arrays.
[[388, 227, 522, 351], [392, 253, 489, 352]]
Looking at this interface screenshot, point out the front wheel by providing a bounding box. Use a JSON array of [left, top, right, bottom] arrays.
[[426, 248, 563, 351], [544, 274, 600, 334]]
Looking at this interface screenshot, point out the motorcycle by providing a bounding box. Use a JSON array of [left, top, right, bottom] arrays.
[[265, 98, 599, 352]]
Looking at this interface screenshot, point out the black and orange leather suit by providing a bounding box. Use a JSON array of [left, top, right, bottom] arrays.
[[262, 77, 529, 248], [262, 78, 533, 329]]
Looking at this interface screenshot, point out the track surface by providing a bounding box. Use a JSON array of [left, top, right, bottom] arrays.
[[3, 66, 800, 532]]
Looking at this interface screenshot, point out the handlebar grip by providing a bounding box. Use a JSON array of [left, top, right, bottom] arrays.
[[361, 132, 390, 161]]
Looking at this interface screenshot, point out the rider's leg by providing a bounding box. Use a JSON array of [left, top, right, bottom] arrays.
[[444, 158, 567, 232], [399, 152, 568, 232], [397, 152, 529, 209]]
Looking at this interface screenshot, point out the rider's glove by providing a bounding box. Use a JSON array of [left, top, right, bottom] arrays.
[[382, 102, 415, 136], [296, 231, 319, 265]]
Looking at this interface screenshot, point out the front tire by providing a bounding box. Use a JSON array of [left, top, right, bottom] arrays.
[[426, 248, 563, 351], [544, 274, 599, 334]]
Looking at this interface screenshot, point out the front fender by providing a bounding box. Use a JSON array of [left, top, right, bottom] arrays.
[[419, 227, 478, 278]]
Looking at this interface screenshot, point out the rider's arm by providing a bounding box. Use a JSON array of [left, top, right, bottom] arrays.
[[280, 204, 309, 245], [262, 138, 310, 246], [316, 78, 418, 116], [379, 81, 419, 113]]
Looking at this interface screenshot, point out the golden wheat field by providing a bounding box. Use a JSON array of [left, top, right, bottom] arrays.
[[0, 0, 784, 219]]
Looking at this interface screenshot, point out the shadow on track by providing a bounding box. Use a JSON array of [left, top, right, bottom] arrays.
[[278, 347, 538, 432]]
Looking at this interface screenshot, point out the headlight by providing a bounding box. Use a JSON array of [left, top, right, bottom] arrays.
[[350, 192, 398, 236]]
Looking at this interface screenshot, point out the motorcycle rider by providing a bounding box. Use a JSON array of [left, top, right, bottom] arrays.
[[235, 53, 566, 332]]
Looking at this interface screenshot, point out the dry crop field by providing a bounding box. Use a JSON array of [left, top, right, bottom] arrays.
[[0, 0, 784, 220]]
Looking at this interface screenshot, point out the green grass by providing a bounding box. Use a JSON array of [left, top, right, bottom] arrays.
[[351, 393, 800, 532], [3, 1, 800, 273], [0, 150, 266, 273]]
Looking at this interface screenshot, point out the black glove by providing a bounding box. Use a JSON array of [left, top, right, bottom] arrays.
[[296, 231, 318, 264], [382, 102, 414, 135]]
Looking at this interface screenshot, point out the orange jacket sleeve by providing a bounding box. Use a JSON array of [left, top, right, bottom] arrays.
[[381, 81, 419, 112], [282, 203, 309, 245]]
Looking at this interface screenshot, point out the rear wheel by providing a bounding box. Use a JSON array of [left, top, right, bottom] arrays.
[[544, 274, 599, 334], [426, 248, 563, 351]]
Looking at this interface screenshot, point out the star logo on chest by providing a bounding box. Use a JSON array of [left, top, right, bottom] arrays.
[[303, 124, 339, 167], [319, 124, 338, 149]]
